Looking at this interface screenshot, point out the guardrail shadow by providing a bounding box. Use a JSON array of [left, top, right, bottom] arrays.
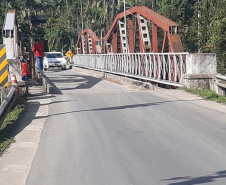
[[0, 101, 40, 154], [162, 170, 226, 185], [33, 99, 205, 120]]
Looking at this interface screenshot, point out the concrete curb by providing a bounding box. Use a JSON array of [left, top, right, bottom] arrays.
[[73, 67, 155, 90], [42, 74, 53, 94]]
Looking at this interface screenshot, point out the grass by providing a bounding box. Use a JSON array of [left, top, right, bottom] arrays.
[[0, 104, 25, 155], [181, 87, 226, 105]]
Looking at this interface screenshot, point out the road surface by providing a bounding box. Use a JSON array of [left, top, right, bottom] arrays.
[[26, 68, 226, 185]]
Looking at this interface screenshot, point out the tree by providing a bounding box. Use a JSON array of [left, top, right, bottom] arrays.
[[0, 0, 225, 73]]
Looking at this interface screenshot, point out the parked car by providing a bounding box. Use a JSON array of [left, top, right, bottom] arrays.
[[43, 52, 67, 70]]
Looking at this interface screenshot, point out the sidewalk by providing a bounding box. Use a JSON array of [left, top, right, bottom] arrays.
[[152, 87, 226, 113], [0, 84, 51, 185]]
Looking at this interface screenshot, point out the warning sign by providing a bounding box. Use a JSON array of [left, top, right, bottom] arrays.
[[0, 45, 9, 87], [65, 50, 74, 59]]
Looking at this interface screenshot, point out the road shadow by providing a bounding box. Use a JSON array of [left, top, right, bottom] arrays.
[[47, 72, 102, 91], [0, 101, 40, 155], [14, 101, 40, 134], [162, 170, 226, 185], [49, 78, 85, 83], [45, 68, 69, 73], [74, 75, 102, 89], [28, 93, 55, 100], [40, 99, 78, 106], [33, 99, 203, 119]]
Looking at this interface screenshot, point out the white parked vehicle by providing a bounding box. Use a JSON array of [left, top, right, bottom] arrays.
[[43, 52, 67, 70]]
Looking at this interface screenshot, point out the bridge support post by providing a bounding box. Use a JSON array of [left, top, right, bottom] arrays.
[[182, 53, 217, 90], [152, 24, 158, 53], [137, 15, 145, 53], [113, 32, 117, 53], [128, 16, 134, 53], [79, 41, 82, 54]]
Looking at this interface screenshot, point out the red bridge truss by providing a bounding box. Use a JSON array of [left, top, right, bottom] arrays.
[[105, 6, 184, 53], [76, 29, 102, 54]]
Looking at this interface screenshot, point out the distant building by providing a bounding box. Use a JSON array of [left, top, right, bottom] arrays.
[[2, 10, 21, 59]]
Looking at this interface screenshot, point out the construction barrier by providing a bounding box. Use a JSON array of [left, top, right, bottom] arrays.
[[0, 44, 9, 87]]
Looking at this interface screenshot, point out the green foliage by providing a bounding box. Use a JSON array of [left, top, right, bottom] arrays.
[[181, 87, 226, 104], [0, 0, 225, 71], [210, 18, 226, 54], [0, 104, 25, 155]]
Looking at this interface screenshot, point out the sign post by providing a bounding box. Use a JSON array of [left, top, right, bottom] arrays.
[[65, 50, 74, 69], [66, 50, 74, 59]]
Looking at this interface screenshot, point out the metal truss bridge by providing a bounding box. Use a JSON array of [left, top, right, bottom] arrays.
[[75, 6, 187, 86]]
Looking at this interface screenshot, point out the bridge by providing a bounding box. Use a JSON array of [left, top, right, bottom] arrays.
[[74, 6, 218, 91], [1, 6, 223, 93], [0, 6, 226, 185]]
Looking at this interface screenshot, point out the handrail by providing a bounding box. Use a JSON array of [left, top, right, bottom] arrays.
[[73, 52, 188, 86], [216, 74, 226, 90], [0, 86, 17, 118], [78, 52, 189, 56], [216, 74, 226, 81], [0, 86, 17, 129]]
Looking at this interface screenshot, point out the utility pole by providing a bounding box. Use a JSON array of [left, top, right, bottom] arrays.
[[80, 0, 83, 32], [80, 0, 85, 54], [198, 0, 201, 53], [66, 0, 72, 50]]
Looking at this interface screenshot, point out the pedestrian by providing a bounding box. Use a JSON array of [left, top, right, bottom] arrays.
[[32, 38, 44, 73], [20, 57, 31, 81]]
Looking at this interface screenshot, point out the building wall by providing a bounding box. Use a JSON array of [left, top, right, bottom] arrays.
[[3, 23, 19, 59], [4, 37, 14, 59]]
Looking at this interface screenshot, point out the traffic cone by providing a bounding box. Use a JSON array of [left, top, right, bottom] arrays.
[[11, 75, 21, 101], [11, 75, 18, 87]]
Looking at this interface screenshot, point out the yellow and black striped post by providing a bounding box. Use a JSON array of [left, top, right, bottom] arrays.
[[0, 44, 9, 87]]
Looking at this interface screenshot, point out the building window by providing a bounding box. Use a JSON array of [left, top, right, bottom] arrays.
[[6, 30, 10, 38]]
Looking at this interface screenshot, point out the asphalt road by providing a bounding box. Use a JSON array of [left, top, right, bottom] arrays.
[[26, 68, 226, 185]]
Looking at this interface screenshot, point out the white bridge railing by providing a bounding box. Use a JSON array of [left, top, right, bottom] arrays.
[[73, 53, 189, 86]]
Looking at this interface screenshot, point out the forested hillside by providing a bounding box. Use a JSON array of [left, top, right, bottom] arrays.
[[0, 0, 225, 72]]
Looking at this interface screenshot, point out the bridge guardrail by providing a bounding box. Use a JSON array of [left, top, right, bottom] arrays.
[[0, 86, 17, 128], [73, 53, 189, 87], [216, 74, 226, 96]]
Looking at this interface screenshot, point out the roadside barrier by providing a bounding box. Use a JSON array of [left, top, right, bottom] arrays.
[[0, 86, 17, 128], [0, 44, 9, 87], [41, 74, 52, 94], [216, 75, 226, 96], [73, 53, 188, 87]]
